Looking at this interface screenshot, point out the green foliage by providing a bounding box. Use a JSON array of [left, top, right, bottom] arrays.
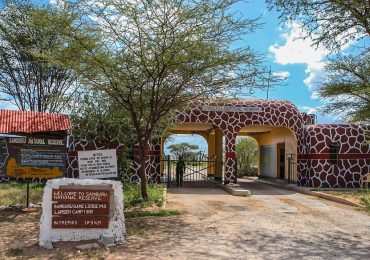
[[235, 137, 258, 177], [123, 183, 164, 208], [70, 91, 134, 182], [116, 156, 134, 183], [70, 90, 134, 144], [0, 182, 44, 206], [360, 196, 370, 214], [318, 50, 370, 123], [0, 181, 165, 209], [167, 142, 200, 159], [125, 210, 181, 219], [0, 1, 90, 112], [267, 0, 370, 51]]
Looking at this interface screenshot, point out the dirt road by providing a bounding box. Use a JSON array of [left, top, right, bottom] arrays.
[[120, 179, 370, 260], [2, 179, 369, 259]]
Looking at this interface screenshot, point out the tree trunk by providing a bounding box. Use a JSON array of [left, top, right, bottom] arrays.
[[138, 138, 149, 200]]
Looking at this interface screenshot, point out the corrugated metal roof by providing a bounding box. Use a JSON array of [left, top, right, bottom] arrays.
[[0, 110, 71, 134]]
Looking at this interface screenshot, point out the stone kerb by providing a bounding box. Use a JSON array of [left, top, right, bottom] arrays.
[[39, 178, 126, 249]]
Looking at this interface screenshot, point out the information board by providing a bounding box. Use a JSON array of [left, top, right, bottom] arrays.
[[0, 136, 66, 179], [51, 189, 110, 229], [78, 149, 117, 179]]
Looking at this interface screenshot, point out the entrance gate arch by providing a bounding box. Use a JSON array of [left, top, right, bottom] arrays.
[[132, 99, 370, 188], [173, 98, 303, 183]]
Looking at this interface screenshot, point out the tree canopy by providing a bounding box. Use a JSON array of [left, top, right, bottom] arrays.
[[0, 2, 87, 112], [167, 143, 200, 159], [267, 0, 370, 51], [317, 50, 370, 123], [235, 137, 258, 177]]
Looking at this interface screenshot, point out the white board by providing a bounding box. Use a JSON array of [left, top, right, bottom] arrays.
[[78, 149, 118, 179]]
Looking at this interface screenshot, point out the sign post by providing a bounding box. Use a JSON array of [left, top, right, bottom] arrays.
[[26, 180, 30, 208], [78, 149, 118, 179]]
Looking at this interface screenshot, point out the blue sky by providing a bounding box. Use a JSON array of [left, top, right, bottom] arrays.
[[232, 1, 337, 124]]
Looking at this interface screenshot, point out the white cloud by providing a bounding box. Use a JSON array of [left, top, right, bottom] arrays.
[[269, 23, 329, 66], [310, 91, 320, 100], [272, 71, 290, 79], [303, 62, 326, 90], [269, 22, 357, 99], [269, 22, 329, 94], [300, 106, 318, 115]]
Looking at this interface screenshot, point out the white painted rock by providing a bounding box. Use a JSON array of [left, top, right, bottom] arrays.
[[39, 178, 126, 249]]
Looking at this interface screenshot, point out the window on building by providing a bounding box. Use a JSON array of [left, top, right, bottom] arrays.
[[329, 144, 340, 164]]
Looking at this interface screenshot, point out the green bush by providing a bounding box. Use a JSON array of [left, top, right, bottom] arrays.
[[116, 156, 133, 182], [123, 182, 164, 208], [235, 137, 258, 177]]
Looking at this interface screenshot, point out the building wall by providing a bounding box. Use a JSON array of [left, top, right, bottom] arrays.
[[66, 132, 161, 183], [298, 124, 370, 188]]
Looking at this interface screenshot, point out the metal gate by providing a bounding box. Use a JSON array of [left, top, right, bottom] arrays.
[[161, 155, 221, 187]]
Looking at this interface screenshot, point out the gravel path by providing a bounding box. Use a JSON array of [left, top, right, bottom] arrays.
[[117, 179, 370, 260]]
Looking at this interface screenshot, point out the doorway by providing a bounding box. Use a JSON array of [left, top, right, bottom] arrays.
[[277, 143, 285, 180]]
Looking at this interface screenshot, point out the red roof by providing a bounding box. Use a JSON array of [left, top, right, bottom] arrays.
[[0, 110, 71, 134]]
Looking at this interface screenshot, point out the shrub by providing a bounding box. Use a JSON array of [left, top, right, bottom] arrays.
[[123, 182, 164, 208]]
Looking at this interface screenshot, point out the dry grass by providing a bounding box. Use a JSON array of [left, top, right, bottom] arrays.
[[0, 182, 44, 206], [317, 189, 370, 214]]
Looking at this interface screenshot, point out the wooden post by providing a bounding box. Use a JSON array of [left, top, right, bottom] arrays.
[[26, 180, 30, 208]]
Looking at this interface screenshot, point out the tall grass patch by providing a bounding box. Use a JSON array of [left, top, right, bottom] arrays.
[[0, 181, 165, 208], [0, 182, 44, 206]]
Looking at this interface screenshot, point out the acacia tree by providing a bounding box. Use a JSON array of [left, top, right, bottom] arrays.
[[317, 51, 370, 123], [267, 0, 370, 51], [69, 0, 275, 199], [235, 137, 258, 177], [0, 2, 85, 113], [167, 143, 200, 159]]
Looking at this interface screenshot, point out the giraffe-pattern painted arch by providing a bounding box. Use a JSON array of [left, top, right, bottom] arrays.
[[175, 98, 303, 183]]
